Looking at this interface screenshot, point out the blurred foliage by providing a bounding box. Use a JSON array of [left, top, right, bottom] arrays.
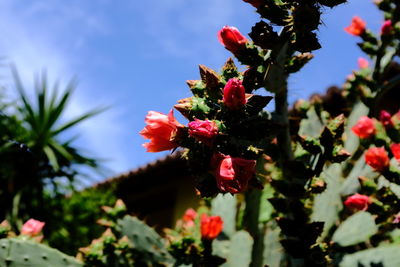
[[0, 67, 109, 254]]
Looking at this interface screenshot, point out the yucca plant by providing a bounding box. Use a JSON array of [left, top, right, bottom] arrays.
[[0, 67, 106, 232]]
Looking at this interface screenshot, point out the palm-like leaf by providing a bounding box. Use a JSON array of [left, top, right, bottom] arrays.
[[11, 66, 106, 173]]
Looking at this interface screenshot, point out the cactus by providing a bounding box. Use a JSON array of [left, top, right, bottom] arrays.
[[262, 222, 284, 267], [311, 163, 343, 237], [116, 215, 174, 265], [211, 194, 237, 238], [0, 238, 82, 266], [332, 211, 378, 247], [212, 230, 253, 267], [339, 245, 400, 267]]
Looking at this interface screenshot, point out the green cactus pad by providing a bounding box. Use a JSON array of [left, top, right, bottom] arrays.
[[340, 245, 400, 267], [332, 211, 378, 247], [117, 215, 173, 265], [0, 238, 82, 267]]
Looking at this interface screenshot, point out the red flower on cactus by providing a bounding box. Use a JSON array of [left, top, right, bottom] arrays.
[[344, 16, 366, 36], [381, 20, 393, 35], [223, 78, 247, 110], [218, 26, 248, 53], [358, 57, 369, 69], [140, 110, 183, 152], [380, 110, 393, 128], [344, 193, 371, 211], [351, 116, 376, 139], [391, 144, 400, 161], [212, 153, 256, 193], [21, 219, 45, 236], [200, 214, 223, 240], [243, 0, 264, 8], [365, 147, 390, 172], [188, 119, 218, 145]]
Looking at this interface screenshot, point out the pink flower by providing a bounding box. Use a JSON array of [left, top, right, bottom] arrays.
[[365, 147, 390, 172], [391, 144, 400, 161], [188, 119, 218, 145], [380, 110, 393, 128], [393, 213, 400, 224], [140, 110, 182, 152], [243, 0, 264, 8], [358, 57, 369, 69], [21, 219, 45, 236], [352, 116, 376, 139], [212, 153, 256, 193], [182, 208, 197, 228], [200, 214, 223, 240], [218, 26, 248, 53], [344, 16, 366, 36], [344, 194, 371, 211], [223, 78, 247, 110], [381, 20, 393, 35]]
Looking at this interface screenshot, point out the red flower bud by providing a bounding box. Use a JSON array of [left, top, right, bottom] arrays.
[[200, 214, 223, 240], [140, 110, 182, 152], [344, 16, 366, 36], [351, 116, 376, 139], [188, 119, 218, 145], [344, 193, 371, 211], [391, 144, 400, 161], [218, 26, 248, 53], [223, 78, 247, 110], [212, 153, 256, 193], [381, 20, 393, 35], [380, 110, 393, 128], [243, 0, 264, 8], [365, 147, 390, 172], [21, 219, 45, 236], [358, 57, 369, 69]]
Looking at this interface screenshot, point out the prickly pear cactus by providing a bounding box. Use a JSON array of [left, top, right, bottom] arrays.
[[0, 238, 82, 267], [116, 215, 174, 265]]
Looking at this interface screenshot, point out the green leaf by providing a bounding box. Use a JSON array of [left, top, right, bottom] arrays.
[[191, 97, 211, 114], [332, 211, 377, 247], [340, 245, 400, 267], [44, 145, 59, 171], [52, 107, 106, 136]]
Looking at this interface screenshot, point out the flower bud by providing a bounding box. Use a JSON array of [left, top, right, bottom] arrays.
[[381, 20, 393, 35], [140, 110, 183, 152], [358, 57, 369, 69], [200, 214, 223, 240], [379, 110, 393, 128], [21, 219, 45, 236], [351, 116, 376, 139], [188, 119, 218, 145], [182, 208, 197, 228], [223, 78, 246, 110], [218, 26, 248, 54], [365, 147, 390, 172], [344, 16, 366, 36], [391, 144, 400, 161], [344, 193, 371, 211]]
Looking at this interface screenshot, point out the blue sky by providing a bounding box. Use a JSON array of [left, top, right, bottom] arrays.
[[0, 1, 382, 185]]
